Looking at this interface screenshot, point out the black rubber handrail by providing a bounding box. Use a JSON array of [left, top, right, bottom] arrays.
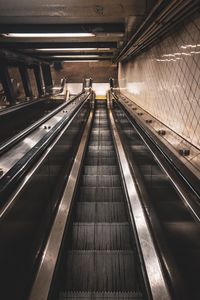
[[0, 95, 50, 116], [0, 92, 91, 204], [0, 91, 85, 156]]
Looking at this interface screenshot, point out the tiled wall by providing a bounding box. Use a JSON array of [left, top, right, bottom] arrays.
[[118, 12, 200, 150]]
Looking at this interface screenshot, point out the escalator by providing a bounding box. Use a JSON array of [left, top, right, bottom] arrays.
[[0, 96, 91, 300], [0, 89, 198, 300], [55, 100, 145, 299], [113, 101, 200, 300], [1, 96, 169, 300]]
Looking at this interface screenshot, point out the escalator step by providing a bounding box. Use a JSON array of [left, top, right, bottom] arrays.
[[71, 223, 132, 250], [86, 150, 115, 159], [58, 102, 144, 299], [94, 115, 106, 118], [84, 157, 117, 165], [88, 146, 114, 152], [63, 251, 140, 292], [75, 202, 127, 222], [90, 133, 112, 141], [81, 175, 121, 187], [93, 120, 109, 124], [143, 174, 171, 188], [59, 292, 143, 299], [84, 166, 119, 175], [79, 187, 124, 202], [92, 124, 110, 129], [89, 141, 113, 146]]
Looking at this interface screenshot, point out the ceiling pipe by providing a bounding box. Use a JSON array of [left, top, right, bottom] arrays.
[[114, 0, 200, 62]]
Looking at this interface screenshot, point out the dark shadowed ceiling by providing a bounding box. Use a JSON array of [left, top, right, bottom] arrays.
[[0, 0, 155, 62]]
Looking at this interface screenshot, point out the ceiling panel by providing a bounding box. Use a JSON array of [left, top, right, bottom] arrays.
[[0, 0, 146, 24], [0, 0, 152, 62]]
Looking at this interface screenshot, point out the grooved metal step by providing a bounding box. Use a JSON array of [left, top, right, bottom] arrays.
[[89, 141, 113, 146], [81, 175, 121, 187], [84, 166, 119, 175], [71, 223, 132, 250], [79, 187, 124, 202], [88, 146, 114, 152], [58, 101, 143, 299], [90, 132, 112, 141], [121, 130, 142, 142], [63, 251, 140, 292], [59, 292, 143, 299], [75, 202, 127, 222], [86, 150, 115, 159], [92, 124, 110, 129], [84, 157, 117, 166]]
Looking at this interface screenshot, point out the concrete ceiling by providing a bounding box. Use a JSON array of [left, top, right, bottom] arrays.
[[0, 0, 155, 62], [0, 0, 146, 23]]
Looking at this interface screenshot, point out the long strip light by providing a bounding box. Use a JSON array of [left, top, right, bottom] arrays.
[[2, 33, 95, 38], [36, 48, 111, 51], [52, 55, 99, 58], [63, 60, 99, 62]]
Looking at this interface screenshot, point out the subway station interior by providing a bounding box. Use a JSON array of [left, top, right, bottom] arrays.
[[0, 1, 200, 300]]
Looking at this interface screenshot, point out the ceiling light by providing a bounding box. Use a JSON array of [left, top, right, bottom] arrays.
[[36, 48, 111, 51], [2, 33, 95, 38], [63, 60, 99, 62], [52, 55, 99, 58]]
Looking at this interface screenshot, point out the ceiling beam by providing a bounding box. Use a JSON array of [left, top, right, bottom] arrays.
[[35, 52, 113, 56], [0, 42, 118, 49], [0, 48, 46, 65], [0, 23, 125, 34], [47, 57, 111, 61]]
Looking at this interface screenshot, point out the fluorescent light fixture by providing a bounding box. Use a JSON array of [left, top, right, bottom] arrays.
[[63, 60, 99, 62], [3, 33, 95, 38], [36, 48, 111, 51], [52, 55, 99, 58]]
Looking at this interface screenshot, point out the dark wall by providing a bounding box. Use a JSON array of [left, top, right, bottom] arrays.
[[51, 61, 118, 84]]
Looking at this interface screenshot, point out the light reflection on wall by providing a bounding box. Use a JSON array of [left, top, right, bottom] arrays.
[[118, 12, 200, 149], [127, 82, 144, 95]]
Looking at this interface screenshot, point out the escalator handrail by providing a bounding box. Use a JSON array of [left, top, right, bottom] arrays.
[[108, 100, 171, 300], [0, 95, 50, 116], [110, 98, 185, 299], [0, 91, 85, 156]]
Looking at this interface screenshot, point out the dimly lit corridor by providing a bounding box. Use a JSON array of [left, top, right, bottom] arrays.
[[0, 1, 199, 300]]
